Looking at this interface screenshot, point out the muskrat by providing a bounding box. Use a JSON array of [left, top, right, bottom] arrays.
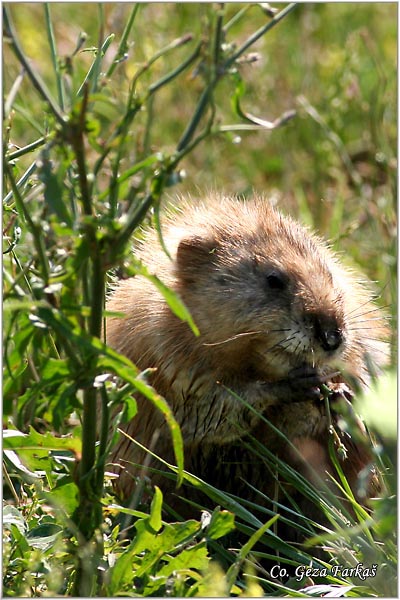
[[105, 194, 388, 534]]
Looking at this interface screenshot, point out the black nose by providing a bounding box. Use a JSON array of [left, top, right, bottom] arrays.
[[314, 317, 343, 352]]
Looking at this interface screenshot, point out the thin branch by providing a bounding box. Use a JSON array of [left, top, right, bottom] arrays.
[[106, 4, 140, 78], [130, 32, 194, 93], [223, 3, 298, 71], [7, 136, 48, 161], [176, 84, 212, 152], [3, 161, 37, 205], [76, 34, 115, 97], [148, 40, 202, 95]]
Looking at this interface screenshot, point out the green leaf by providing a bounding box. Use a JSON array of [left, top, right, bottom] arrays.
[[4, 428, 81, 482], [238, 514, 280, 559], [19, 304, 184, 482], [41, 357, 71, 382], [38, 151, 72, 226], [26, 523, 63, 550], [226, 515, 280, 589], [3, 427, 81, 455], [4, 449, 44, 479], [109, 516, 200, 594], [205, 508, 236, 540], [159, 542, 209, 575], [122, 395, 137, 421], [149, 486, 163, 532], [3, 505, 27, 534], [133, 260, 200, 336], [43, 481, 79, 515], [145, 542, 209, 594]]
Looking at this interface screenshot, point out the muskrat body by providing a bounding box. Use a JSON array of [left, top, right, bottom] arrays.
[[105, 194, 388, 526]]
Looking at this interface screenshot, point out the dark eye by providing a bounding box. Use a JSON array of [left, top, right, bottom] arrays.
[[266, 271, 287, 291]]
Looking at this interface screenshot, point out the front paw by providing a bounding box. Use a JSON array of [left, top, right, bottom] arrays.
[[276, 366, 334, 403]]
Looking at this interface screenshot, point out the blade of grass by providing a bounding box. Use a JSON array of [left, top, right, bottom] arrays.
[[106, 4, 140, 78], [44, 3, 65, 111]]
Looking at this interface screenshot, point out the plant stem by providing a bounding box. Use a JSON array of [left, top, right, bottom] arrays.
[[176, 84, 213, 152], [44, 3, 65, 110], [76, 35, 115, 98], [3, 161, 50, 284], [130, 32, 194, 93], [212, 4, 225, 68], [67, 81, 106, 596], [97, 387, 110, 491], [148, 40, 202, 95], [3, 161, 37, 205], [223, 5, 251, 32], [69, 86, 92, 217], [106, 4, 140, 78], [7, 137, 47, 161], [178, 3, 297, 153], [223, 3, 298, 70]]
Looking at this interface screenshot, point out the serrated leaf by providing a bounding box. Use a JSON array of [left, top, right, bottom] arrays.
[[3, 427, 81, 455], [145, 543, 209, 593], [131, 519, 200, 579]]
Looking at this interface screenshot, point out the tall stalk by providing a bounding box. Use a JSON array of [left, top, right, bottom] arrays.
[[67, 86, 107, 595]]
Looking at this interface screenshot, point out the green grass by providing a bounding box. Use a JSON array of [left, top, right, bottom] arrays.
[[3, 3, 397, 597]]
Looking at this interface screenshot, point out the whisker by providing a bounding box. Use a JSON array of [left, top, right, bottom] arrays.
[[262, 332, 300, 355], [343, 298, 373, 318], [346, 303, 391, 320], [347, 315, 391, 324], [346, 326, 388, 332], [203, 327, 294, 347], [203, 331, 261, 346], [348, 343, 390, 357]]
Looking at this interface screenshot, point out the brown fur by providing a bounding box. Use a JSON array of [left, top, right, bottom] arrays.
[[105, 194, 388, 520]]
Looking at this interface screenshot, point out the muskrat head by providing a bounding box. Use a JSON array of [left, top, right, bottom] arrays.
[[174, 216, 349, 381]]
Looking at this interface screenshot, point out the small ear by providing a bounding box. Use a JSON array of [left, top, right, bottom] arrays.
[[176, 235, 218, 280]]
